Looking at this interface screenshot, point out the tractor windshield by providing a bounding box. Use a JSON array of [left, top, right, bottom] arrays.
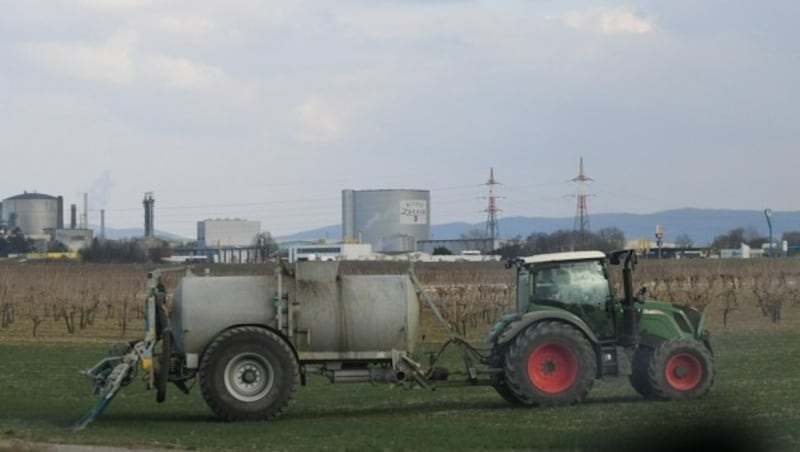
[[529, 260, 614, 337]]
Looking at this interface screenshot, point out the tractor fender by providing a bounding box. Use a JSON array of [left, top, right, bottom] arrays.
[[638, 331, 667, 349], [637, 330, 714, 356], [492, 310, 600, 347]]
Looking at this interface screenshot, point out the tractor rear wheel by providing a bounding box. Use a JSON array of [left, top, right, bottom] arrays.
[[629, 346, 654, 398], [648, 339, 714, 400], [504, 321, 596, 406], [199, 327, 297, 421], [488, 346, 522, 405]]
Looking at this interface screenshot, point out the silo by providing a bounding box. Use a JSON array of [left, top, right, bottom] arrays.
[[341, 189, 431, 253], [1, 192, 60, 236]]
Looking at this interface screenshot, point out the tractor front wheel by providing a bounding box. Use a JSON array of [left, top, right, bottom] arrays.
[[199, 327, 297, 421], [504, 321, 596, 406], [648, 339, 714, 400]]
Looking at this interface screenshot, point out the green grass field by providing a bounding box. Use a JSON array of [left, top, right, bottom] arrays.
[[1, 329, 798, 451]]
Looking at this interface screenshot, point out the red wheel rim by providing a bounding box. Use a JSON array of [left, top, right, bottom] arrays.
[[527, 343, 578, 393], [665, 353, 702, 391]]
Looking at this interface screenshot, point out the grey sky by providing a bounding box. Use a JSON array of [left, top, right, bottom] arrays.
[[1, 0, 797, 238]]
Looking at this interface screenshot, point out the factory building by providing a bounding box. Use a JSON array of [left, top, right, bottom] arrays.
[[287, 243, 374, 262], [197, 219, 261, 248], [54, 229, 93, 252], [342, 189, 431, 253], [417, 238, 502, 255], [1, 192, 64, 238]]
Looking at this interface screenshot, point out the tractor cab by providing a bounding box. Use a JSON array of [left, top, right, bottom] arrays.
[[514, 251, 617, 340]]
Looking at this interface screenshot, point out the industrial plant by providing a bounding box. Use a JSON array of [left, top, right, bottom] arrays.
[[0, 191, 93, 254], [2, 159, 782, 262], [0, 169, 508, 262]]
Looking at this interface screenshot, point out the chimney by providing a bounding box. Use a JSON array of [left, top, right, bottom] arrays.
[[57, 196, 64, 229], [83, 193, 88, 229], [70, 204, 77, 229], [143, 192, 155, 238]]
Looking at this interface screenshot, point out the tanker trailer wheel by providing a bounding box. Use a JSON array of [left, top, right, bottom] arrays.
[[155, 303, 172, 403], [199, 327, 297, 421], [629, 346, 655, 398], [488, 346, 522, 405], [648, 339, 714, 400], [503, 321, 596, 406]]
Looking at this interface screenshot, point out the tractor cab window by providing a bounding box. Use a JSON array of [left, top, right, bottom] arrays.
[[530, 261, 613, 336]]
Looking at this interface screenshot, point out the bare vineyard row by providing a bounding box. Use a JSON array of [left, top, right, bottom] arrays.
[[632, 259, 800, 326], [1, 260, 799, 339]]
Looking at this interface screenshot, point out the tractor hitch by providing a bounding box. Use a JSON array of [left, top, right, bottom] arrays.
[[74, 268, 176, 430]]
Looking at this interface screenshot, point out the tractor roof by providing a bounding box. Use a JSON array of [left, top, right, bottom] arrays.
[[519, 251, 606, 265]]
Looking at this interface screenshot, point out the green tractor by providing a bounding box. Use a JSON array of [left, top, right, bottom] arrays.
[[488, 249, 714, 405]]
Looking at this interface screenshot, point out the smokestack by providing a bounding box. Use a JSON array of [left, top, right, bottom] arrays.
[[70, 204, 77, 229], [143, 192, 155, 238], [83, 193, 88, 229], [100, 209, 105, 240], [57, 196, 64, 229]]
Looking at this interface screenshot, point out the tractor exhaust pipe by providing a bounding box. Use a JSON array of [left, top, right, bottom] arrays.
[[621, 250, 640, 348]]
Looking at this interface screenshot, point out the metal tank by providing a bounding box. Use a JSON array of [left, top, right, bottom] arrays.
[[170, 261, 420, 366], [1, 192, 62, 236], [342, 189, 431, 253]]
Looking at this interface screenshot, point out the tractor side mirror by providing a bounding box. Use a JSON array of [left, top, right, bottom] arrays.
[[635, 286, 647, 303]]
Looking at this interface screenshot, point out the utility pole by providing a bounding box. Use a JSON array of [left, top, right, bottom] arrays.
[[655, 225, 665, 259], [483, 168, 501, 252], [569, 156, 595, 249], [765, 208, 773, 258]]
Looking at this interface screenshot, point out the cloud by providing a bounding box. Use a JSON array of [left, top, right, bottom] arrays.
[[152, 14, 218, 36], [19, 29, 230, 90], [336, 10, 449, 41], [141, 54, 228, 89], [562, 8, 655, 34], [74, 0, 164, 10], [149, 14, 245, 47], [20, 31, 138, 84], [286, 97, 346, 144]]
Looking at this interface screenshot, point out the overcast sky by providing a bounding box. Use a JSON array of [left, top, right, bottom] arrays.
[[1, 0, 798, 238]]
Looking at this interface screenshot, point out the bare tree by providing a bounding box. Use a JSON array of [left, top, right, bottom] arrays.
[[675, 233, 694, 249]]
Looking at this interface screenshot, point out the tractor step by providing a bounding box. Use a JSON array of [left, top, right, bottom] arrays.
[[600, 346, 632, 378]]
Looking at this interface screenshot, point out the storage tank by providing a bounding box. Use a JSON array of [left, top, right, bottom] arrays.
[[1, 192, 62, 236], [342, 189, 431, 253], [171, 262, 420, 362]]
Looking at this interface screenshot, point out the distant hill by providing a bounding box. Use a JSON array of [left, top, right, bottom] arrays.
[[278, 209, 800, 245], [278, 225, 342, 242]]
